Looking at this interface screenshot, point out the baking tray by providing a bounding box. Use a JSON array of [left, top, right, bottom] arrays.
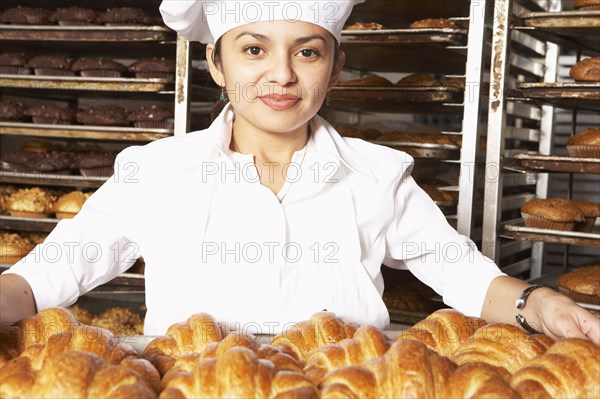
[[1, 122, 172, 142], [504, 153, 600, 174], [0, 74, 173, 92], [513, 82, 600, 112], [371, 141, 460, 159], [341, 28, 467, 46], [0, 215, 58, 233], [504, 222, 600, 248], [0, 24, 175, 42], [0, 171, 107, 188]]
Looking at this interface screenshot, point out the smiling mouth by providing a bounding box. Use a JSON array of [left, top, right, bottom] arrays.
[[258, 94, 300, 111]]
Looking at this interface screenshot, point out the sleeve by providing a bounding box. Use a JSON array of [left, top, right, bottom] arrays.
[[383, 172, 506, 318], [3, 146, 146, 311]]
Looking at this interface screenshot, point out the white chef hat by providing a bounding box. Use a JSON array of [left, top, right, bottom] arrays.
[[159, 0, 365, 44]]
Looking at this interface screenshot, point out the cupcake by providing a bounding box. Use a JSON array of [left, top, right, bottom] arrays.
[[0, 100, 26, 122], [23, 103, 75, 125], [0, 185, 17, 213], [521, 198, 585, 231], [67, 304, 94, 325], [76, 105, 129, 126], [570, 57, 600, 82], [75, 152, 117, 177], [96, 7, 155, 26], [24, 232, 48, 245], [53, 191, 89, 219], [1, 151, 73, 174], [566, 128, 600, 158], [0, 233, 35, 265], [26, 54, 75, 76], [0, 52, 30, 75], [128, 105, 174, 128], [5, 187, 54, 218], [557, 265, 600, 305], [569, 199, 600, 232], [71, 57, 127, 78], [49, 7, 98, 26], [127, 57, 176, 80], [0, 6, 50, 25]]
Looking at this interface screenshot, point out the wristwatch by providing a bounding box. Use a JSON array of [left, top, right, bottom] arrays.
[[515, 284, 557, 334]]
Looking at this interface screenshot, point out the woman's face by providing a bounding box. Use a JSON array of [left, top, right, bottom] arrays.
[[207, 20, 344, 135]]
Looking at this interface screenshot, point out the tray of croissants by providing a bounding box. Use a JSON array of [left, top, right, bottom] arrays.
[[1, 306, 599, 399]]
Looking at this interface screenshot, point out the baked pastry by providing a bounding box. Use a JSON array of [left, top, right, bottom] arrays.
[[569, 199, 600, 232], [345, 22, 384, 30], [161, 346, 319, 399], [376, 131, 460, 145], [0, 100, 26, 122], [67, 304, 94, 325], [76, 105, 129, 126], [0, 52, 30, 75], [24, 232, 47, 245], [52, 191, 89, 219], [1, 151, 73, 174], [570, 57, 600, 82], [0, 184, 18, 212], [20, 139, 63, 153], [91, 307, 144, 336], [26, 54, 75, 76], [70, 57, 127, 77], [23, 103, 75, 125], [143, 313, 229, 376], [556, 265, 600, 305], [74, 152, 117, 177], [0, 6, 51, 25], [510, 338, 600, 399], [336, 75, 394, 87], [96, 7, 155, 25], [128, 105, 174, 128], [128, 57, 176, 80], [409, 18, 458, 29], [566, 127, 600, 158], [48, 7, 98, 26], [573, 0, 600, 11], [335, 124, 381, 140], [0, 232, 34, 264], [395, 73, 441, 87], [5, 187, 54, 218], [521, 198, 586, 231]]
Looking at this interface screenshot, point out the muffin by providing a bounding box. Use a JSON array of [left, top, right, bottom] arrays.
[[0, 233, 35, 265], [0, 52, 30, 75], [5, 187, 54, 218], [0, 185, 17, 213], [127, 57, 176, 80], [92, 307, 144, 336], [570, 57, 600, 82], [566, 128, 600, 158], [70, 57, 127, 78], [74, 152, 117, 177], [26, 54, 75, 76], [520, 198, 585, 231], [1, 151, 73, 174], [76, 105, 129, 126], [52, 191, 89, 219], [24, 232, 47, 245], [0, 6, 50, 25], [96, 7, 155, 26], [557, 265, 600, 305], [409, 18, 458, 29], [336, 75, 393, 87], [569, 199, 600, 232], [23, 103, 75, 125], [395, 73, 441, 87], [345, 22, 384, 30], [48, 7, 98, 26], [128, 105, 174, 128], [67, 304, 94, 325], [0, 100, 26, 122], [573, 0, 600, 10]]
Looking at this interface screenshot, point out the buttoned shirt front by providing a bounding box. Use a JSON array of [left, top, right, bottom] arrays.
[[6, 104, 504, 335]]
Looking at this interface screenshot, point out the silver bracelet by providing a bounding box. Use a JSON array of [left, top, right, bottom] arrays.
[[515, 284, 557, 334]]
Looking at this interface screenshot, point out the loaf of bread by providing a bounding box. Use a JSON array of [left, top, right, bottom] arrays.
[[142, 313, 229, 376], [271, 311, 358, 364], [570, 57, 600, 82], [510, 338, 600, 398]]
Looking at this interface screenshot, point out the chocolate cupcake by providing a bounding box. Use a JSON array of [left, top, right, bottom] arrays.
[[23, 103, 75, 125], [76, 105, 129, 126], [74, 152, 117, 177], [128, 105, 174, 128], [0, 100, 26, 122], [96, 7, 155, 25], [0, 52, 30, 75], [49, 7, 98, 26], [71, 57, 127, 78], [1, 151, 73, 174], [26, 54, 75, 76], [128, 57, 175, 80], [0, 6, 51, 25]]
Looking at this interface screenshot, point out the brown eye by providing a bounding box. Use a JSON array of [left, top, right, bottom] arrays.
[[247, 46, 262, 56]]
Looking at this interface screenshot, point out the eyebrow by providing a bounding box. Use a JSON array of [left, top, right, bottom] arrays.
[[234, 32, 327, 45]]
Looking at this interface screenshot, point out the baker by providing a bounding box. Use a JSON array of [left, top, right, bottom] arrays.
[[1, 0, 598, 345]]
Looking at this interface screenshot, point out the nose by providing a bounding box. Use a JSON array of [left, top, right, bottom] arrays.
[[264, 51, 296, 88]]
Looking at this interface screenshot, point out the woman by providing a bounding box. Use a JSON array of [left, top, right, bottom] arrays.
[[1, 0, 598, 345]]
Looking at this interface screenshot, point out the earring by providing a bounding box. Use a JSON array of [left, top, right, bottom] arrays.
[[325, 96, 331, 106], [219, 87, 226, 101]]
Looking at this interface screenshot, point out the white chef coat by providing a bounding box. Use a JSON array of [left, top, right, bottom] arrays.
[[6, 104, 504, 335]]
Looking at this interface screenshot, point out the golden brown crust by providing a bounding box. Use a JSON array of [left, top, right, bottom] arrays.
[[573, 0, 600, 9], [376, 131, 460, 146], [567, 128, 600, 146], [0, 233, 34, 264], [521, 198, 586, 222], [569, 199, 600, 217], [52, 191, 88, 217], [91, 307, 144, 337], [345, 22, 384, 30], [570, 57, 600, 82], [336, 75, 393, 87], [67, 304, 94, 325], [556, 265, 600, 304], [395, 73, 440, 87], [409, 18, 458, 29], [6, 187, 54, 217]]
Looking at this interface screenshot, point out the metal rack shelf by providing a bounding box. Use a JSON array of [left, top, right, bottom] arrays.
[[504, 154, 600, 174], [0, 122, 171, 141], [0, 215, 58, 233], [512, 82, 600, 111], [0, 171, 108, 188], [0, 75, 173, 92], [0, 24, 176, 42], [371, 141, 460, 159], [503, 222, 600, 248]]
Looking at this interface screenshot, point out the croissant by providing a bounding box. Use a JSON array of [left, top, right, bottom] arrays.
[[451, 323, 554, 377], [143, 313, 229, 376], [159, 346, 319, 399], [271, 311, 358, 364], [304, 325, 391, 384], [396, 309, 488, 357], [0, 350, 156, 399], [445, 363, 520, 399], [510, 338, 600, 399]]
